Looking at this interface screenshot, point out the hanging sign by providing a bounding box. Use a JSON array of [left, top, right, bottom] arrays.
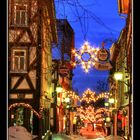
[[97, 48, 109, 61], [95, 47, 112, 70], [94, 61, 112, 70], [58, 66, 69, 77]]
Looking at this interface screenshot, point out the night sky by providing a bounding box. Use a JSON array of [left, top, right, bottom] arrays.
[[54, 0, 126, 96]]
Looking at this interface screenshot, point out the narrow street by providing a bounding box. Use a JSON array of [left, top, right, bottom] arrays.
[[43, 127, 124, 140], [51, 134, 125, 140], [42, 128, 106, 140], [51, 133, 105, 140], [8, 0, 132, 140]]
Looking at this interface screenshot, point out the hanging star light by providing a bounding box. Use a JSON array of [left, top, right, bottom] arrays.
[[72, 41, 100, 73], [80, 89, 110, 104], [80, 88, 96, 103]]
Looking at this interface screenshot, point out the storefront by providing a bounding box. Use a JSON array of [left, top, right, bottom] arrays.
[[8, 103, 41, 134], [117, 106, 129, 137]]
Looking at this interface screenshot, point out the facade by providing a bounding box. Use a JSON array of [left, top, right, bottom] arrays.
[[8, 0, 57, 139], [51, 19, 75, 134], [109, 0, 132, 139]]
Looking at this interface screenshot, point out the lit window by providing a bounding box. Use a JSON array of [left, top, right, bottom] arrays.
[[11, 49, 27, 72], [14, 4, 28, 26]]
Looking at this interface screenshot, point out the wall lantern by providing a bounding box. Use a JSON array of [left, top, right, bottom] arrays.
[[66, 105, 70, 109], [56, 85, 62, 93], [65, 97, 70, 103], [105, 117, 111, 122], [11, 114, 14, 119], [114, 72, 123, 81], [104, 102, 109, 107], [108, 98, 115, 104]]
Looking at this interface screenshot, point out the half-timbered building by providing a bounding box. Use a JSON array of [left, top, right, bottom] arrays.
[[8, 0, 57, 138]]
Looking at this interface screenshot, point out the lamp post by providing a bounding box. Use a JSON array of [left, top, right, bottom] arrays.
[[113, 72, 123, 137]]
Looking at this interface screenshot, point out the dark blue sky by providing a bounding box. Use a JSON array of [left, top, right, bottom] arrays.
[[54, 0, 126, 96]]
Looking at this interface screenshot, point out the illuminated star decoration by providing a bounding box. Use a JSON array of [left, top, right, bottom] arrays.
[[72, 41, 100, 73], [80, 88, 96, 103], [79, 88, 110, 104]]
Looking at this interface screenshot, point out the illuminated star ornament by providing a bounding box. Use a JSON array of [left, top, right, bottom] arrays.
[[71, 41, 99, 73], [79, 88, 110, 104]]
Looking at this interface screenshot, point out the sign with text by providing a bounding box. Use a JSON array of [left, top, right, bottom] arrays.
[[94, 61, 112, 70], [97, 48, 109, 61], [95, 48, 112, 70]]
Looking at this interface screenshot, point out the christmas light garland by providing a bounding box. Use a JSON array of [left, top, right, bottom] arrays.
[[63, 90, 80, 100], [76, 106, 110, 124], [8, 103, 42, 118], [80, 88, 110, 103]]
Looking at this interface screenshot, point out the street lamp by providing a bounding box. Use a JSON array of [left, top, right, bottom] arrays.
[[114, 72, 123, 81], [106, 117, 111, 122], [113, 71, 123, 137], [65, 97, 71, 104], [108, 98, 115, 104], [104, 102, 110, 107], [56, 85, 62, 93]]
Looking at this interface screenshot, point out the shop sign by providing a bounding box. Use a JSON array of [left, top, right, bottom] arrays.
[[94, 48, 112, 70], [97, 48, 109, 61], [94, 61, 112, 70], [58, 66, 69, 77]]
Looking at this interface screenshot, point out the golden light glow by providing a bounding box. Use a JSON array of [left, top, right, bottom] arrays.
[[114, 72, 123, 81], [8, 103, 42, 118], [76, 106, 111, 124], [56, 85, 62, 93], [80, 89, 109, 103], [71, 41, 99, 72]]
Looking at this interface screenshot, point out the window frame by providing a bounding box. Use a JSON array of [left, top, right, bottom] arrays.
[[10, 0, 29, 27], [11, 47, 28, 73], [14, 4, 28, 26]]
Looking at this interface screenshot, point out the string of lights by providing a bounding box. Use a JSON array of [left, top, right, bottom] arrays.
[[63, 90, 80, 100], [8, 103, 42, 118], [79, 88, 110, 103]]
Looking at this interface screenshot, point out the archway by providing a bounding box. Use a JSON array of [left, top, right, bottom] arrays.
[[8, 102, 42, 133]]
